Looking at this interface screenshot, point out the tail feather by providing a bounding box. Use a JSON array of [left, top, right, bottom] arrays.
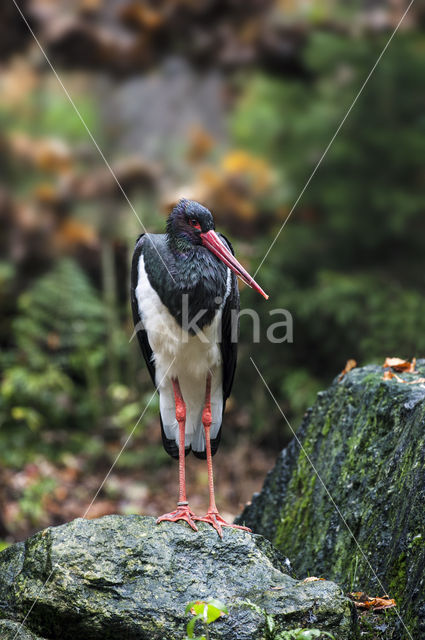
[[192, 427, 222, 459], [159, 371, 224, 459]]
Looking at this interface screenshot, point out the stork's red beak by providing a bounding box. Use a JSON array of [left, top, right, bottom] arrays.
[[201, 230, 269, 300]]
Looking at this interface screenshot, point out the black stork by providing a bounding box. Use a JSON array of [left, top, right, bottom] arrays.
[[131, 199, 268, 537]]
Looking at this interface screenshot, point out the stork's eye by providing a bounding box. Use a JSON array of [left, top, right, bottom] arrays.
[[189, 218, 201, 230]]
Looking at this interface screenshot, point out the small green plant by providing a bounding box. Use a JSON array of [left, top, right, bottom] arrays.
[[184, 598, 228, 640], [239, 600, 335, 640]]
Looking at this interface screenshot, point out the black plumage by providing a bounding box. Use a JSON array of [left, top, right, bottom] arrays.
[[130, 201, 239, 460]]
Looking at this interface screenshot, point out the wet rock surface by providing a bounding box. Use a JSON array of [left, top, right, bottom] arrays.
[[0, 514, 356, 639], [0, 619, 46, 639], [237, 362, 425, 639]]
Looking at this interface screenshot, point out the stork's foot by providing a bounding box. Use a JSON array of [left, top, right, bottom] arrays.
[[194, 510, 251, 538], [156, 503, 198, 532]]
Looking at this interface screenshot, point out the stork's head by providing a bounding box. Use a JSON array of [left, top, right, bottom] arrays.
[[167, 199, 214, 246], [167, 199, 268, 300]]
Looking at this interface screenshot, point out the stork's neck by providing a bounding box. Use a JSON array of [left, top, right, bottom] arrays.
[[166, 233, 194, 258], [144, 235, 228, 332]]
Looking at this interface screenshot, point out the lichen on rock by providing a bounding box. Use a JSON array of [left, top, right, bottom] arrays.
[[0, 514, 357, 639], [237, 362, 425, 639]]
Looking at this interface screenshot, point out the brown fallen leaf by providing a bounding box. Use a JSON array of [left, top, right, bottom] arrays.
[[348, 592, 396, 611], [338, 359, 357, 381], [382, 371, 425, 385], [382, 370, 395, 380], [383, 357, 417, 373], [303, 576, 325, 583], [398, 376, 425, 385]]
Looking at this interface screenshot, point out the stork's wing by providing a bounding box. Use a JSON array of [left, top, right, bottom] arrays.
[[131, 235, 181, 458], [131, 234, 156, 388], [217, 233, 240, 406]]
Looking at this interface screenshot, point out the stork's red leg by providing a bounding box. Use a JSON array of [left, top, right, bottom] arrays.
[[157, 377, 198, 531], [194, 373, 251, 538]]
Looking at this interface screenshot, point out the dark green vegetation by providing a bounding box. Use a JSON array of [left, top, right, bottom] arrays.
[[0, 515, 357, 640], [238, 31, 425, 436], [237, 363, 425, 640], [1, 259, 107, 467]]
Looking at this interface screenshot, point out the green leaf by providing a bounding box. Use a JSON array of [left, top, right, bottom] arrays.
[[238, 599, 263, 615], [186, 613, 203, 638], [11, 406, 42, 431], [266, 614, 276, 633], [186, 601, 205, 616], [204, 598, 228, 623], [185, 601, 199, 614], [186, 598, 227, 624], [205, 598, 228, 614]]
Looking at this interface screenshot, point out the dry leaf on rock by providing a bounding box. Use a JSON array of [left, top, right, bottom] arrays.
[[382, 357, 416, 372], [338, 359, 357, 381], [303, 576, 325, 583], [382, 357, 421, 381], [348, 592, 396, 611], [382, 370, 395, 381]]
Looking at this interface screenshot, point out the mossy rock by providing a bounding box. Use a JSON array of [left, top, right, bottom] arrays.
[[0, 515, 357, 639], [237, 362, 425, 639], [0, 620, 47, 639]]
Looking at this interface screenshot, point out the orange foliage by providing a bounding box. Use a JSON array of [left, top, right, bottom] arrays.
[[176, 149, 275, 223], [381, 357, 425, 383], [55, 219, 99, 249], [338, 359, 357, 381], [221, 150, 273, 193], [0, 58, 39, 107], [383, 357, 416, 372], [8, 133, 73, 174], [120, 3, 165, 31], [348, 592, 396, 611]]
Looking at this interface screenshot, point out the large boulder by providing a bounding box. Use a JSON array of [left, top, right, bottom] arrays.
[[0, 515, 356, 639], [237, 362, 425, 639]]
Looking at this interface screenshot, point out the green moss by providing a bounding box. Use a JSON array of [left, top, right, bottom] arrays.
[[358, 609, 400, 640], [387, 552, 406, 596], [275, 473, 317, 554], [321, 413, 333, 436]]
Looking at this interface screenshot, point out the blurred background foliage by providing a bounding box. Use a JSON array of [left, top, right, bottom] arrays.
[[0, 0, 424, 540]]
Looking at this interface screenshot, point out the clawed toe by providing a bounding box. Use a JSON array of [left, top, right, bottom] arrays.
[[157, 505, 198, 531], [193, 511, 251, 538], [156, 506, 251, 537]]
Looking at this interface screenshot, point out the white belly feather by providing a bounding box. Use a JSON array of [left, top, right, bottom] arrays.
[[135, 255, 228, 450]]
